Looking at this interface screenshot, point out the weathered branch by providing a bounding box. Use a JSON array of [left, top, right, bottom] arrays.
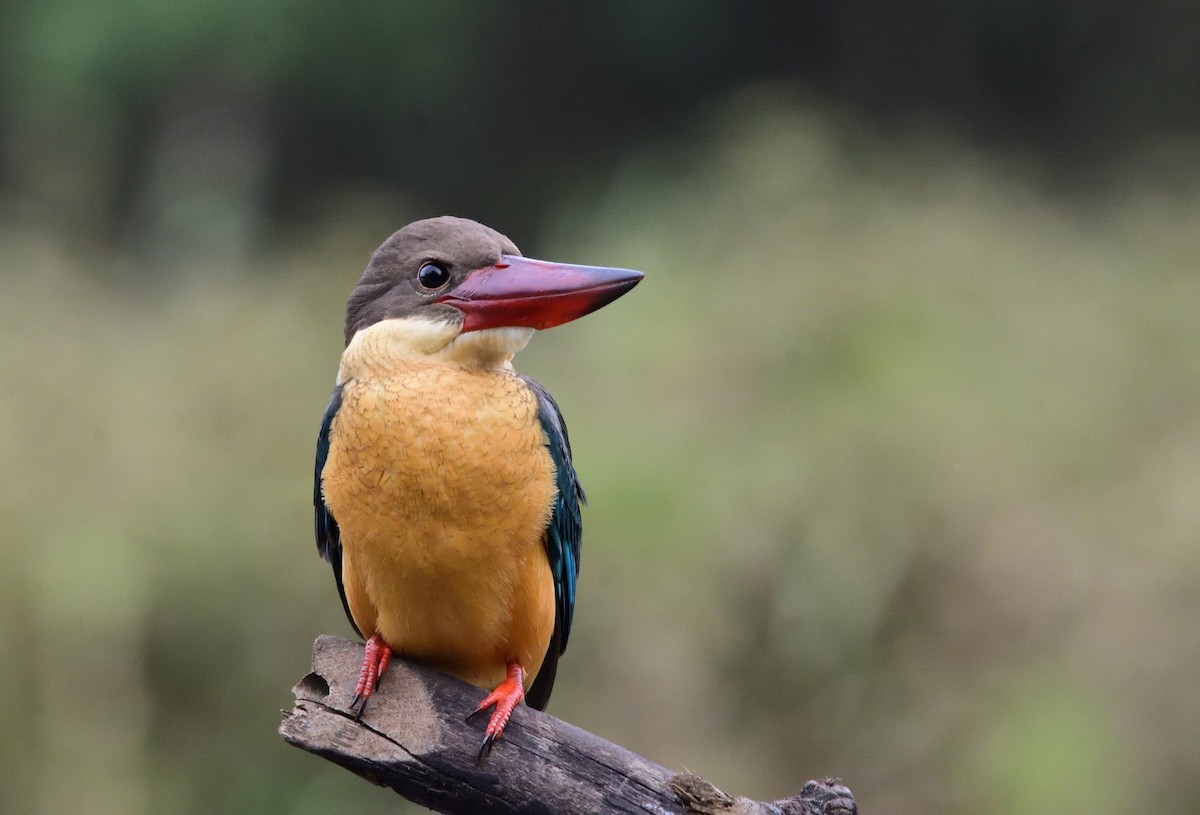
[[280, 636, 856, 815]]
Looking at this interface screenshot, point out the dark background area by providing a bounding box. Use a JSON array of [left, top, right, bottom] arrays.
[[2, 3, 1198, 814], [6, 2, 1199, 250]]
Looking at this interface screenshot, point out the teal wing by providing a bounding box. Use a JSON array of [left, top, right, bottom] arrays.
[[519, 376, 584, 711]]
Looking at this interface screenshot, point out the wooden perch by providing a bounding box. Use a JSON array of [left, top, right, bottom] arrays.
[[280, 636, 856, 815]]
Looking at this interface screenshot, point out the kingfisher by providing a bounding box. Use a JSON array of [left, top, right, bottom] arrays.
[[313, 216, 642, 758]]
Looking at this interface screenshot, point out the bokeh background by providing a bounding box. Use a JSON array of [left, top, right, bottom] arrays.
[[2, 3, 1199, 814]]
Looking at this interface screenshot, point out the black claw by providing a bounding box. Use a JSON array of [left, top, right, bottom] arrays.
[[349, 694, 367, 719], [464, 704, 489, 725], [476, 733, 497, 763]]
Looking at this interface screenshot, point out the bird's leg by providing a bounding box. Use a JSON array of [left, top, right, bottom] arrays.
[[466, 661, 526, 761], [349, 634, 392, 718]]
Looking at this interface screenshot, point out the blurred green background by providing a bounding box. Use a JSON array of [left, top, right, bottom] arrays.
[[2, 3, 1199, 814]]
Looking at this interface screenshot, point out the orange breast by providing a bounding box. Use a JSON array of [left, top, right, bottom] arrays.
[[321, 359, 557, 690]]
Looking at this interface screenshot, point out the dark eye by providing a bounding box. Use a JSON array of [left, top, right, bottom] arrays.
[[417, 261, 450, 290]]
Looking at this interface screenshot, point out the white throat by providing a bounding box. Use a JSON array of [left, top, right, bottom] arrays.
[[338, 318, 534, 382]]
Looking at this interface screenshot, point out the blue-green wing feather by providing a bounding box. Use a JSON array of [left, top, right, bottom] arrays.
[[520, 376, 584, 711], [315, 385, 362, 638]]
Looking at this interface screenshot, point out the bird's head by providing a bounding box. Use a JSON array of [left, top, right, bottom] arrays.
[[342, 217, 642, 367]]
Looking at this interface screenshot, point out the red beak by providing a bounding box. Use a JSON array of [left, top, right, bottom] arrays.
[[438, 255, 643, 332]]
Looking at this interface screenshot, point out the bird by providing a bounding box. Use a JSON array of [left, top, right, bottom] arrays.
[[313, 216, 642, 759]]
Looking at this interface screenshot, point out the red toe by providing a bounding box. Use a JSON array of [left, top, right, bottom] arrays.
[[469, 662, 526, 760], [350, 634, 392, 717]]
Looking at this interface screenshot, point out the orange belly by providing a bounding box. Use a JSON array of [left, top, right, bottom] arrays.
[[321, 360, 557, 690]]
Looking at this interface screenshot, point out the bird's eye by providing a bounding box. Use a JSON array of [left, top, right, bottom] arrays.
[[417, 261, 450, 290]]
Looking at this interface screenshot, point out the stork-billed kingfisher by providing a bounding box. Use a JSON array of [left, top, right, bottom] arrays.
[[313, 216, 642, 757]]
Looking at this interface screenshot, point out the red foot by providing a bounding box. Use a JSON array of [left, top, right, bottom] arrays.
[[466, 662, 526, 761], [350, 634, 392, 718]]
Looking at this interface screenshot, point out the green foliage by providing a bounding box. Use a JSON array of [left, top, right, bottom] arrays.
[[2, 94, 1199, 815], [3, 4, 1199, 812]]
